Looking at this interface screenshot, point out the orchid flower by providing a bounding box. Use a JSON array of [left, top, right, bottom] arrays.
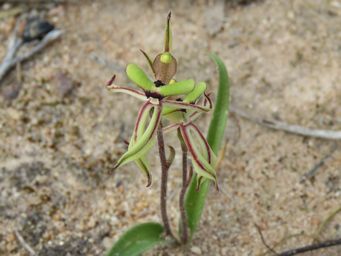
[[106, 12, 218, 189]]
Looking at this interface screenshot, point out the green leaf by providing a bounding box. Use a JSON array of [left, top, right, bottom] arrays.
[[106, 222, 165, 256], [206, 53, 230, 153], [184, 53, 230, 235]]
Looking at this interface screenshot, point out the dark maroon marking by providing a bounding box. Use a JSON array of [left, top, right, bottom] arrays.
[[154, 80, 165, 87], [107, 74, 116, 86], [189, 123, 212, 163], [204, 92, 213, 109], [145, 91, 164, 100]]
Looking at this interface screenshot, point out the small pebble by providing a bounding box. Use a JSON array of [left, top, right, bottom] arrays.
[[191, 246, 202, 255]]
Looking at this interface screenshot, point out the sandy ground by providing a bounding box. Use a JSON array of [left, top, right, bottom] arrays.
[[0, 0, 340, 255]]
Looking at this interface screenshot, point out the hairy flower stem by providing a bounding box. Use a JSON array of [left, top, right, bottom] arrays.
[[157, 122, 173, 238], [178, 129, 189, 244]]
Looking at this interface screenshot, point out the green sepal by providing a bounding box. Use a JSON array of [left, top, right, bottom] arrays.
[[116, 139, 155, 169], [114, 103, 161, 169], [187, 128, 216, 177], [164, 11, 172, 52], [179, 124, 217, 186], [184, 82, 207, 103], [128, 102, 154, 186], [192, 161, 216, 182], [158, 79, 195, 97], [126, 64, 156, 91]]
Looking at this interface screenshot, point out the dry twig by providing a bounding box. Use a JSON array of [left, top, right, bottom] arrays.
[[300, 142, 338, 182], [231, 107, 341, 140], [313, 205, 341, 242], [278, 238, 341, 256], [255, 224, 279, 255], [0, 20, 62, 85], [14, 229, 36, 256]]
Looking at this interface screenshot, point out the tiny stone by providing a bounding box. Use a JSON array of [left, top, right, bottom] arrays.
[[102, 237, 113, 250], [191, 246, 202, 255]]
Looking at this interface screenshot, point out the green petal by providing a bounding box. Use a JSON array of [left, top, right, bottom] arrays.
[[140, 49, 156, 75], [158, 79, 195, 97], [183, 82, 207, 103], [126, 64, 156, 91]]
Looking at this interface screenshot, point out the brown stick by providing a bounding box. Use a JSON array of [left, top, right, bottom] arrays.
[[255, 224, 279, 255], [157, 122, 173, 237], [300, 142, 338, 182], [278, 238, 341, 256]]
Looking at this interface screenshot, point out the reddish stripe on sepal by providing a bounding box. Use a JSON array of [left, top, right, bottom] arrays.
[[188, 123, 212, 163], [133, 99, 152, 141], [179, 124, 206, 172]]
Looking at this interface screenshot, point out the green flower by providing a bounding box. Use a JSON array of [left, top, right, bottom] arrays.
[[107, 12, 218, 189]]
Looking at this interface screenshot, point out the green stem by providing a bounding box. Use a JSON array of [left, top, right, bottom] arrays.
[[178, 129, 189, 244]]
